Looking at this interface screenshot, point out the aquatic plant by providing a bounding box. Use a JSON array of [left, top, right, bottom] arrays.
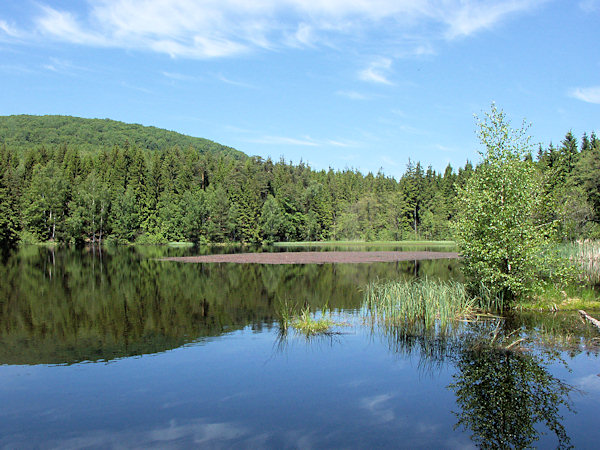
[[293, 305, 335, 336], [276, 299, 337, 336], [364, 278, 476, 331]]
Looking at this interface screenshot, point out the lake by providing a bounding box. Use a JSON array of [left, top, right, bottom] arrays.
[[0, 245, 599, 449]]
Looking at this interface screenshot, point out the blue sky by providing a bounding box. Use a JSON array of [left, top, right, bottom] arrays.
[[1, 0, 599, 178]]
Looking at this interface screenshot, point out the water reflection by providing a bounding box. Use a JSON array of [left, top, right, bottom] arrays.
[[449, 320, 576, 449], [374, 317, 582, 449], [0, 246, 459, 365], [451, 342, 574, 449]]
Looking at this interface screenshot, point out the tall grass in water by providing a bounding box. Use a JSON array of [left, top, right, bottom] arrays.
[[364, 278, 476, 332], [557, 240, 600, 285], [276, 299, 336, 336]]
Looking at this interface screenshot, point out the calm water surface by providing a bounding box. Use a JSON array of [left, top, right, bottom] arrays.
[[0, 245, 598, 449]]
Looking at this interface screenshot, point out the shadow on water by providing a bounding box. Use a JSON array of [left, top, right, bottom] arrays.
[[0, 245, 459, 365]]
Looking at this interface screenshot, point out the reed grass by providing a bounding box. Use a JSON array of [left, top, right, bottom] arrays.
[[293, 305, 335, 336], [276, 299, 336, 336], [556, 240, 600, 285], [364, 278, 476, 332]]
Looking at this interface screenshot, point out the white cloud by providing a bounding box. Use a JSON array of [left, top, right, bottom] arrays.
[[326, 139, 355, 147], [359, 58, 394, 84], [42, 57, 90, 75], [36, 6, 107, 46], [336, 90, 371, 100], [0, 19, 22, 39], [287, 22, 317, 48], [162, 71, 199, 82], [569, 86, 600, 104], [246, 134, 356, 147], [17, 1, 545, 59], [443, 1, 545, 39], [215, 74, 257, 89], [248, 135, 320, 146]]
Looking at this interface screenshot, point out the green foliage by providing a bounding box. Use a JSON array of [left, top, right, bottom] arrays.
[[0, 185, 19, 249], [260, 195, 288, 242], [0, 115, 244, 158], [0, 146, 20, 249], [453, 105, 566, 302], [1, 113, 598, 249]]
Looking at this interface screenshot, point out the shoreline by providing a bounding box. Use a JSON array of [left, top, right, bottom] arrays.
[[160, 250, 460, 265]]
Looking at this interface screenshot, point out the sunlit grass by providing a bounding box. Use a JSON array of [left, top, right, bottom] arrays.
[[167, 242, 195, 247], [293, 305, 336, 336], [276, 300, 338, 336], [518, 282, 600, 311]]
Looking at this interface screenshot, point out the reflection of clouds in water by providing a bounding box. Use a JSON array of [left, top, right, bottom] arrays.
[[576, 374, 600, 392], [358, 393, 459, 447], [13, 419, 254, 449], [283, 430, 316, 450], [360, 393, 395, 423], [151, 419, 247, 444], [444, 436, 478, 450], [416, 422, 440, 433], [341, 377, 371, 388]]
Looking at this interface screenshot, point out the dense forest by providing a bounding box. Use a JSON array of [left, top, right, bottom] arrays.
[[0, 115, 598, 247]]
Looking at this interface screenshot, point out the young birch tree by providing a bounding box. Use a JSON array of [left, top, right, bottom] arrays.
[[453, 104, 551, 303]]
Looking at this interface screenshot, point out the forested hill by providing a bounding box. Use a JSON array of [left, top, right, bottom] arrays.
[[0, 115, 245, 158], [0, 120, 598, 247]]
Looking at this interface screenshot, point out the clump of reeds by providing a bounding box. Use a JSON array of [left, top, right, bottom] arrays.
[[293, 305, 335, 336], [364, 278, 476, 332], [557, 240, 600, 285], [276, 299, 336, 336]]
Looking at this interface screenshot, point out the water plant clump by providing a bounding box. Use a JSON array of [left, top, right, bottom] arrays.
[[364, 278, 476, 331], [276, 299, 337, 336], [293, 305, 336, 336]]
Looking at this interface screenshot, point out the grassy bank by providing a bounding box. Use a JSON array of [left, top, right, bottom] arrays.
[[518, 284, 600, 311]]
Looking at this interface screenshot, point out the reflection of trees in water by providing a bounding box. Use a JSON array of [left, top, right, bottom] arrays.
[[370, 322, 463, 374], [505, 312, 600, 357], [0, 246, 459, 365], [450, 344, 573, 449], [378, 318, 577, 449]]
